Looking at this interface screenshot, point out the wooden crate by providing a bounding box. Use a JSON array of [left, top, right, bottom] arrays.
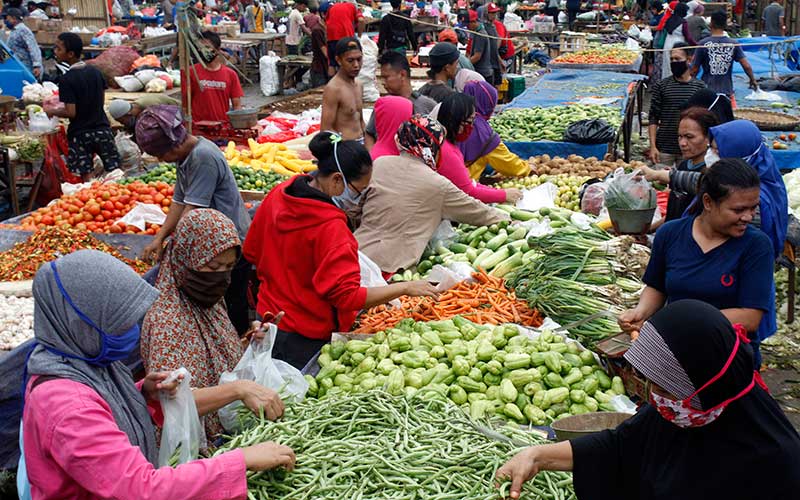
[[559, 33, 588, 53]]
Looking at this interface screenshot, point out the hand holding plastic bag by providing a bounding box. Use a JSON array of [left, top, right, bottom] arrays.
[[158, 367, 206, 468], [603, 168, 657, 210], [218, 324, 309, 432]]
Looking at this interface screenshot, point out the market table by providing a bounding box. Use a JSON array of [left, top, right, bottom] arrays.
[[276, 56, 312, 95], [221, 38, 263, 77], [129, 33, 178, 56], [503, 68, 646, 161], [238, 32, 287, 57], [104, 88, 181, 105], [509, 30, 560, 58]]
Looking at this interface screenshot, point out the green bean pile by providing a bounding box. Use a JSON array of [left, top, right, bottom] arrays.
[[215, 391, 575, 500]]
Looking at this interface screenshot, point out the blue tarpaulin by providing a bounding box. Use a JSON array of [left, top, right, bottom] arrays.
[[0, 40, 35, 98], [500, 69, 644, 159]]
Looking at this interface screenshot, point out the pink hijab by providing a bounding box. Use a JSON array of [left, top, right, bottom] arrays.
[[370, 96, 414, 161]]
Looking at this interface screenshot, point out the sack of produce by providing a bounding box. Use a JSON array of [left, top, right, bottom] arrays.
[[218, 323, 309, 432], [562, 119, 616, 145], [357, 35, 380, 103], [603, 168, 657, 210], [87, 45, 140, 88], [114, 75, 144, 92], [158, 367, 206, 467], [115, 131, 141, 171], [259, 52, 281, 97]]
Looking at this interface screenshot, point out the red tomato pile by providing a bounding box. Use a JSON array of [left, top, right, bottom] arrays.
[[553, 48, 638, 65], [18, 181, 173, 235]]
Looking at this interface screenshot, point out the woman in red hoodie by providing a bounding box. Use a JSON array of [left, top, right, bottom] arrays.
[[243, 132, 437, 369]]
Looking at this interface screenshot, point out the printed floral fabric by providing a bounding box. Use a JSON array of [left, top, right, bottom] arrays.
[[141, 209, 243, 439], [396, 114, 446, 171]]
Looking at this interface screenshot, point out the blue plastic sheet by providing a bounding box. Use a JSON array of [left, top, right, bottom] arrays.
[[506, 141, 608, 160], [504, 69, 646, 115]]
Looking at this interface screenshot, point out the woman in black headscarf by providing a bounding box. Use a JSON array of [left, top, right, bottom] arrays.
[[683, 87, 735, 124], [497, 300, 800, 500]]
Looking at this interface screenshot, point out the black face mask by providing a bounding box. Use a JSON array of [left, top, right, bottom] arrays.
[[180, 268, 232, 308], [671, 60, 688, 77]]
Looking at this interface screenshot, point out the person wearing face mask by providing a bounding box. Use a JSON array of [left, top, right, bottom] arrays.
[[641, 107, 718, 221], [141, 209, 246, 438], [436, 93, 523, 204], [648, 43, 705, 168], [658, 2, 695, 80], [243, 132, 438, 369], [355, 115, 511, 273], [4, 8, 41, 79], [497, 300, 800, 500], [20, 250, 297, 500], [136, 105, 252, 337], [618, 159, 776, 369]]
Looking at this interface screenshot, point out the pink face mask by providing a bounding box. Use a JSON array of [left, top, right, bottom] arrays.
[[649, 324, 768, 428]]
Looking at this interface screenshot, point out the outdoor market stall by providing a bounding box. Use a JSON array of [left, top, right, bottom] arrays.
[[496, 68, 646, 161]]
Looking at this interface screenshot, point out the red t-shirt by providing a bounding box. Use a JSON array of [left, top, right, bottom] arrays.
[[326, 2, 362, 41], [184, 63, 244, 123]]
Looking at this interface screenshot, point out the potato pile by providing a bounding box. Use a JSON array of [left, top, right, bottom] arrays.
[[528, 155, 647, 178]]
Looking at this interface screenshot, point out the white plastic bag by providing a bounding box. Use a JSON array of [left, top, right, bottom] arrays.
[[115, 131, 142, 171], [117, 202, 167, 230], [745, 88, 782, 102], [627, 24, 641, 38], [259, 52, 281, 96], [28, 111, 59, 133], [359, 251, 401, 307], [218, 323, 309, 432], [425, 220, 458, 254], [357, 35, 380, 103], [114, 75, 145, 92], [428, 263, 473, 291], [158, 367, 206, 468], [517, 182, 557, 211]]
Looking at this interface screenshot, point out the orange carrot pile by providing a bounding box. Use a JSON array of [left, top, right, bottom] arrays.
[[355, 271, 544, 333]]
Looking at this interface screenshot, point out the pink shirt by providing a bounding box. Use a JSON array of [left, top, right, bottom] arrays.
[[23, 376, 248, 500], [438, 141, 507, 204]]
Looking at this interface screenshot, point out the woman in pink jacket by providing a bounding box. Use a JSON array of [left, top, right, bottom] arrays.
[[436, 92, 522, 204], [21, 250, 294, 500]]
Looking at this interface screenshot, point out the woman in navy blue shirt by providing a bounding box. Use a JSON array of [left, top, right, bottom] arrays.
[[619, 159, 775, 368]]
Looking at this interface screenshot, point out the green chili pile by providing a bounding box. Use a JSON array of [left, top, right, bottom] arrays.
[[215, 391, 575, 500]]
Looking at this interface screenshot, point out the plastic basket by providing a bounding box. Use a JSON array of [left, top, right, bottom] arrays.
[[551, 412, 632, 441], [608, 207, 655, 235]]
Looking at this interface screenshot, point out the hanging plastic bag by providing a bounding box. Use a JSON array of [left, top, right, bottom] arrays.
[[603, 168, 657, 210], [218, 323, 309, 432], [158, 367, 206, 468]]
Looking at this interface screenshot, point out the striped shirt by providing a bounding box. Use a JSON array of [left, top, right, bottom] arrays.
[[649, 76, 706, 154]]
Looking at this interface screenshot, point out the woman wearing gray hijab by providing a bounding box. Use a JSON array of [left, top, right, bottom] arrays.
[[20, 250, 295, 500]]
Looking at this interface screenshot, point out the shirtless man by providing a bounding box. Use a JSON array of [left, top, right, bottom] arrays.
[[320, 37, 365, 142]]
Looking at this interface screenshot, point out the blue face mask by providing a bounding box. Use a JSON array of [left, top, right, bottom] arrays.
[[4, 20, 14, 30], [330, 139, 364, 210], [46, 261, 141, 366]]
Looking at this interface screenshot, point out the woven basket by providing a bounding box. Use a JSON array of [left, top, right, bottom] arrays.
[[733, 108, 800, 131]]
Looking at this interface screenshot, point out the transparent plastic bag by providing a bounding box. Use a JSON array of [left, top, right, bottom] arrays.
[[115, 131, 141, 171], [218, 323, 309, 432], [158, 367, 206, 468], [603, 168, 656, 210], [359, 251, 400, 307], [425, 220, 458, 255]]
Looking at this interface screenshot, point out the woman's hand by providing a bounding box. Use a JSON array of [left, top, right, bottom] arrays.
[[141, 371, 183, 402], [141, 237, 165, 262], [504, 188, 523, 204], [242, 442, 296, 472], [495, 447, 540, 499], [403, 280, 440, 298], [237, 380, 285, 420], [618, 308, 646, 334]]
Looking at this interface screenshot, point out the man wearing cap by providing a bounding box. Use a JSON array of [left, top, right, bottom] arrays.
[[321, 37, 365, 141], [467, 9, 499, 84], [487, 3, 514, 70], [136, 104, 252, 335], [325, 0, 364, 71], [438, 28, 474, 70], [418, 42, 459, 103], [4, 8, 41, 78], [108, 95, 180, 134]]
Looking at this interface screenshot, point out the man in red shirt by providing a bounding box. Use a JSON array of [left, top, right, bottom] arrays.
[[183, 31, 244, 124], [325, 0, 364, 70], [488, 3, 515, 68]]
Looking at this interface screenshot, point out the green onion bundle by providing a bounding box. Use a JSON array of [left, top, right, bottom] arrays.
[[216, 391, 575, 500]]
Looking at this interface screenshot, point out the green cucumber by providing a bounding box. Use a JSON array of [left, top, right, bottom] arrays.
[[485, 232, 509, 251], [479, 247, 511, 271], [511, 210, 537, 221]]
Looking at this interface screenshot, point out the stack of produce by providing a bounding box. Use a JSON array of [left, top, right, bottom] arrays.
[[358, 271, 543, 333], [507, 228, 649, 346], [495, 174, 587, 211], [0, 295, 34, 350], [224, 139, 316, 176], [490, 105, 622, 142], [230, 165, 287, 193], [216, 392, 576, 499], [119, 163, 176, 185], [552, 47, 639, 65], [0, 227, 150, 281], [308, 319, 627, 424], [527, 154, 647, 177], [16, 181, 172, 234]]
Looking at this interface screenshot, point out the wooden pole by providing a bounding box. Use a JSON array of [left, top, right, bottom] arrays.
[[178, 2, 192, 133]]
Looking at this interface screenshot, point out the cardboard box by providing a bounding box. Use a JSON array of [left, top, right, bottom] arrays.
[[23, 17, 42, 31]]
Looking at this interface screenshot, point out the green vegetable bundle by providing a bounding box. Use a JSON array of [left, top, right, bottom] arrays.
[[16, 137, 44, 162], [490, 105, 622, 142], [309, 318, 626, 425], [218, 391, 576, 500]]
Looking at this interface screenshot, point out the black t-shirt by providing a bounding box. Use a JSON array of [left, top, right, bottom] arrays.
[[58, 64, 110, 138]]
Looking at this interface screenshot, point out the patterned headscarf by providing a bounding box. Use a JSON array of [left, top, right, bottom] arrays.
[[135, 105, 187, 157], [141, 209, 243, 438], [396, 114, 446, 170]]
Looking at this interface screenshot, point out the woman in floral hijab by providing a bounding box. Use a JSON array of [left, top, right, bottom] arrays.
[[141, 209, 243, 438]]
